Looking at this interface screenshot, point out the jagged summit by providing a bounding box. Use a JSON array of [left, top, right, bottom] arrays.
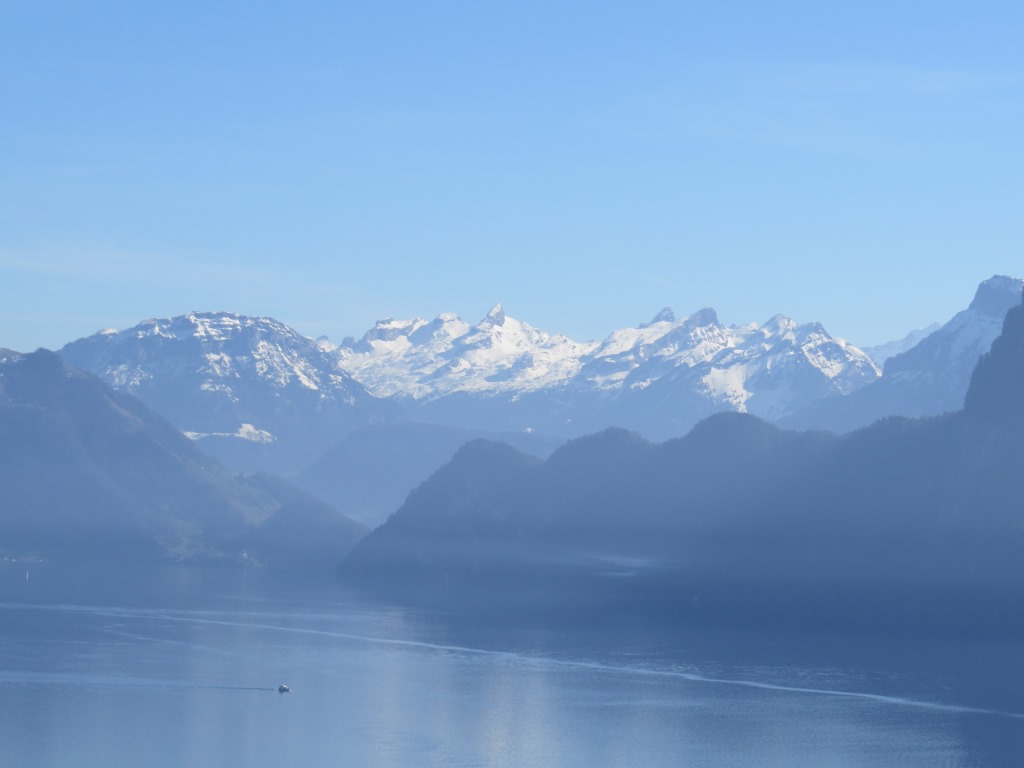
[[684, 307, 718, 327], [357, 317, 429, 348], [482, 303, 507, 325], [642, 307, 677, 327], [759, 314, 797, 336]]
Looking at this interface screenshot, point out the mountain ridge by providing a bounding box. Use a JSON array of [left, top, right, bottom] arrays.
[[55, 275, 1023, 471], [60, 311, 403, 473], [783, 275, 1024, 432], [334, 303, 879, 439]]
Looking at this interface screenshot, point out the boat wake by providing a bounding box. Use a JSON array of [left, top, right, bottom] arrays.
[[4, 601, 1022, 720]]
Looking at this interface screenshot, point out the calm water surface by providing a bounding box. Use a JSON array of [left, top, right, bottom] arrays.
[[1, 563, 1022, 767]]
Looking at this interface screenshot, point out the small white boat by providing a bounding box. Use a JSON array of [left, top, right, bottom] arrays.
[[278, 684, 291, 693]]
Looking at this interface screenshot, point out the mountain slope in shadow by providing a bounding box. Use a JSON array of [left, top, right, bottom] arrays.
[[0, 349, 365, 571]]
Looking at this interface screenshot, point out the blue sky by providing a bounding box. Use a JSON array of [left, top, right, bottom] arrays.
[[2, 1, 1022, 351]]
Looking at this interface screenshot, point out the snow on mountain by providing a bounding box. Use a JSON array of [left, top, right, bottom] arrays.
[[336, 304, 597, 399], [578, 308, 729, 391], [183, 423, 277, 444], [64, 311, 364, 400], [334, 303, 879, 433], [574, 308, 878, 419], [60, 312, 401, 473]]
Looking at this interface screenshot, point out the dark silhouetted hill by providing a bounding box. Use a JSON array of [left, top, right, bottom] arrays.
[[295, 423, 562, 527], [0, 349, 365, 570]]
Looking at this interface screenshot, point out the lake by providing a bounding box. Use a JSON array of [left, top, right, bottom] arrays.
[[1, 562, 1022, 767]]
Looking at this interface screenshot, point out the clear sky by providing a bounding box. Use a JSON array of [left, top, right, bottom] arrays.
[[2, 1, 1021, 352]]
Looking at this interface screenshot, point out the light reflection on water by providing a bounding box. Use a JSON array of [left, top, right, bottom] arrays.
[[0, 563, 1021, 767]]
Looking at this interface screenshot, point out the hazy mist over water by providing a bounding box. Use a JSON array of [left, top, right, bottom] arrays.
[[3, 563, 1023, 768], [4, 1, 1024, 765]]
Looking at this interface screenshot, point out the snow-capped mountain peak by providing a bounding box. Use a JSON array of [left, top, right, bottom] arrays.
[[355, 317, 432, 351], [641, 307, 677, 327], [79, 311, 344, 393], [683, 307, 719, 327], [60, 312, 399, 473], [759, 313, 798, 339], [337, 306, 596, 398], [482, 303, 507, 326]]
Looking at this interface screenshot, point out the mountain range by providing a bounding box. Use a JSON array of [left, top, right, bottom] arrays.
[[58, 280, 1022, 465], [340, 286, 1024, 634], [52, 275, 1023, 531], [4, 272, 1023, 623], [333, 303, 880, 439]]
